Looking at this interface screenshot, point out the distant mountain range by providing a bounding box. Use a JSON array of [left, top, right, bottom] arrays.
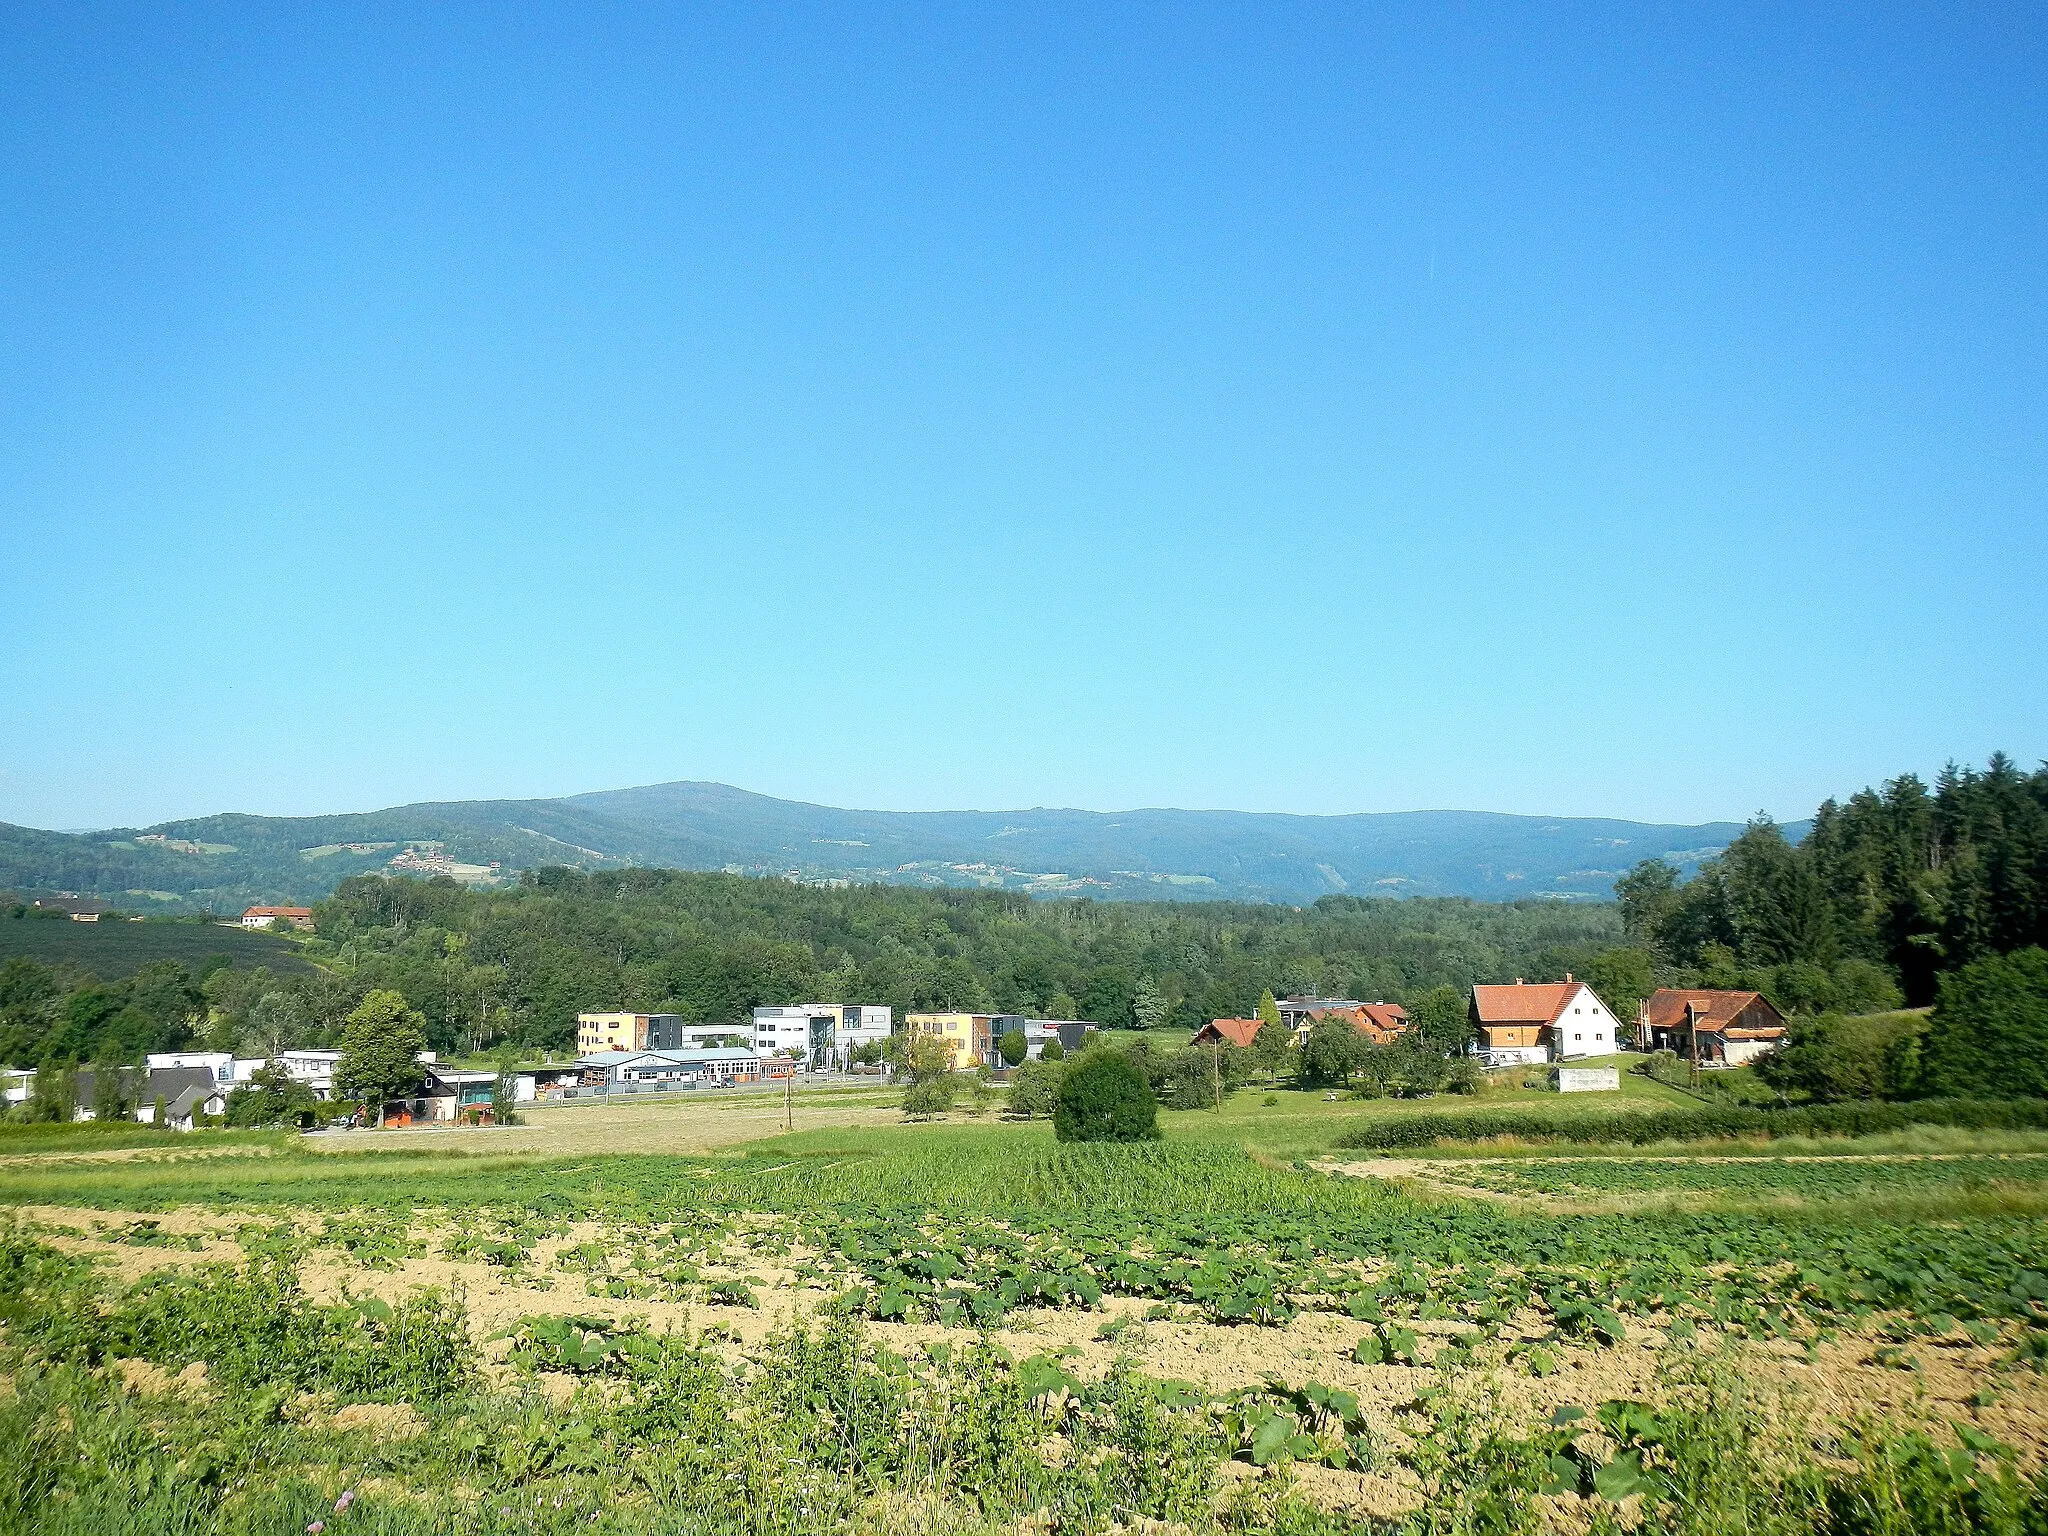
[[0, 781, 1781, 912]]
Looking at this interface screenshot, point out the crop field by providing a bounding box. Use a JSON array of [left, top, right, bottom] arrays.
[[4, 1098, 2048, 1534], [0, 918, 312, 977]]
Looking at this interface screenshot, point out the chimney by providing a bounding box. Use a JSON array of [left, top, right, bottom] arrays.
[[1514, 977, 1523, 985], [1565, 972, 1573, 983]]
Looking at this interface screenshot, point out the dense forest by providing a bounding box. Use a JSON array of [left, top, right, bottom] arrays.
[[1, 874, 1624, 1063], [1619, 753, 2048, 1006]]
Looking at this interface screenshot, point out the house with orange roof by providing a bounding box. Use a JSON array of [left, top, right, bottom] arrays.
[[1638, 989, 1787, 1066], [1277, 996, 1411, 1047], [1190, 1017, 1264, 1050], [1468, 975, 1618, 1066]]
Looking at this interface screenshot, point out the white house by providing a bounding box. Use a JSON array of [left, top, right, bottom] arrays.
[[1469, 977, 1617, 1067]]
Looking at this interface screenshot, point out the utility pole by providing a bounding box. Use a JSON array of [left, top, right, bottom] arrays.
[[1212, 1040, 1223, 1112], [783, 1063, 793, 1133], [1686, 1001, 1703, 1089]]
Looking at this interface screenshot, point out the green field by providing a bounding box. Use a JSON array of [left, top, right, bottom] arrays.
[[0, 917, 312, 977], [3, 1088, 2047, 1534]]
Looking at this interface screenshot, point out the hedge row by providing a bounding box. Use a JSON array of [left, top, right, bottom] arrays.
[[1329, 1097, 2048, 1151]]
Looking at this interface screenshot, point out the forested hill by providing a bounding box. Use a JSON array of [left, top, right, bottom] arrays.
[[0, 782, 1755, 910]]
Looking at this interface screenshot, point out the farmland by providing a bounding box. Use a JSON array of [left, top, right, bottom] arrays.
[[4, 1090, 2048, 1533], [0, 916, 312, 978]]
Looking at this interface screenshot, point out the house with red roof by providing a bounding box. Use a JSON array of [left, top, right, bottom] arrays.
[[1468, 976, 1618, 1066], [1277, 996, 1410, 1047], [1638, 990, 1787, 1066], [1190, 1017, 1264, 1050]]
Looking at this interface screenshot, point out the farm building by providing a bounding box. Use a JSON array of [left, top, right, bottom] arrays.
[[1638, 989, 1788, 1066], [1190, 1017, 1264, 1049], [239, 906, 314, 930], [575, 1048, 764, 1088], [1469, 977, 1617, 1066]]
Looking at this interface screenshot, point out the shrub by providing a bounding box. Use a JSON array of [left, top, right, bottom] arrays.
[[1756, 1011, 1925, 1101], [1039, 1039, 1064, 1063], [1007, 1059, 1064, 1118], [998, 1029, 1029, 1067], [1329, 1097, 2048, 1151], [901, 1078, 954, 1121], [1053, 1051, 1161, 1143]]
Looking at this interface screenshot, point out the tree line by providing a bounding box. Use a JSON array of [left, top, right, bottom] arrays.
[[1618, 752, 2047, 1006]]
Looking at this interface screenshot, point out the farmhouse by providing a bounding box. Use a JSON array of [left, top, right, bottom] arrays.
[[1638, 989, 1788, 1066], [1191, 1017, 1263, 1049], [1469, 976, 1617, 1066], [240, 905, 314, 930]]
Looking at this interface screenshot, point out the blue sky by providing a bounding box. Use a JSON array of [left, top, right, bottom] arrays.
[[2, 3, 2043, 832]]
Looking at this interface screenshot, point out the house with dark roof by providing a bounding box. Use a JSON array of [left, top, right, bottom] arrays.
[[1469, 976, 1618, 1066], [1638, 990, 1787, 1066], [73, 1066, 227, 1130]]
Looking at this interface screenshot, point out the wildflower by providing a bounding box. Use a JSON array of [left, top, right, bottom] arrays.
[[334, 1490, 355, 1512], [307, 1524, 325, 1534]]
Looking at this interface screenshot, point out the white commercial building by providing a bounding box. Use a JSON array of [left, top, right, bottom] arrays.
[[752, 1004, 892, 1070]]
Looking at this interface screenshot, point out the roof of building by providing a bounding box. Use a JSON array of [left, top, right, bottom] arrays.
[[1641, 989, 1786, 1034], [1277, 996, 1365, 1013], [164, 1082, 224, 1120], [1470, 981, 1586, 1027], [578, 1047, 761, 1068], [243, 906, 313, 918], [1194, 1017, 1263, 1049], [427, 1068, 498, 1087], [1358, 1003, 1410, 1033], [35, 895, 111, 915]]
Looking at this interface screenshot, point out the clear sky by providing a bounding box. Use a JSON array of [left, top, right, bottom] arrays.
[[2, 3, 2043, 832]]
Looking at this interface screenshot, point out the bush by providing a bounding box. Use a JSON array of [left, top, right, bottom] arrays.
[[998, 1029, 1029, 1067], [1920, 948, 2048, 1099], [1053, 1051, 1161, 1143], [1329, 1097, 2048, 1151], [1040, 1039, 1064, 1063], [901, 1078, 954, 1121], [1006, 1059, 1064, 1119], [1756, 1011, 1925, 1101]]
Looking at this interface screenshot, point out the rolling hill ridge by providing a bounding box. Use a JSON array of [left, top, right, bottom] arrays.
[[0, 781, 1773, 912]]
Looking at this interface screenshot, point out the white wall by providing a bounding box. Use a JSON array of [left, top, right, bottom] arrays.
[[1552, 984, 1615, 1060]]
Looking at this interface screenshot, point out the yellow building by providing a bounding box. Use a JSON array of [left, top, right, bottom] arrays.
[[578, 1012, 652, 1054], [904, 1012, 1000, 1070]]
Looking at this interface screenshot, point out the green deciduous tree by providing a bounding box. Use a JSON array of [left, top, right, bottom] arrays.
[[1407, 985, 1471, 1052], [1006, 1058, 1064, 1118], [1918, 947, 2048, 1099], [1755, 1011, 1925, 1102], [1299, 1017, 1366, 1089], [90, 1046, 129, 1123], [1131, 977, 1169, 1031], [335, 989, 429, 1110], [1581, 949, 1655, 1037], [225, 1061, 319, 1127], [998, 1028, 1029, 1067]]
